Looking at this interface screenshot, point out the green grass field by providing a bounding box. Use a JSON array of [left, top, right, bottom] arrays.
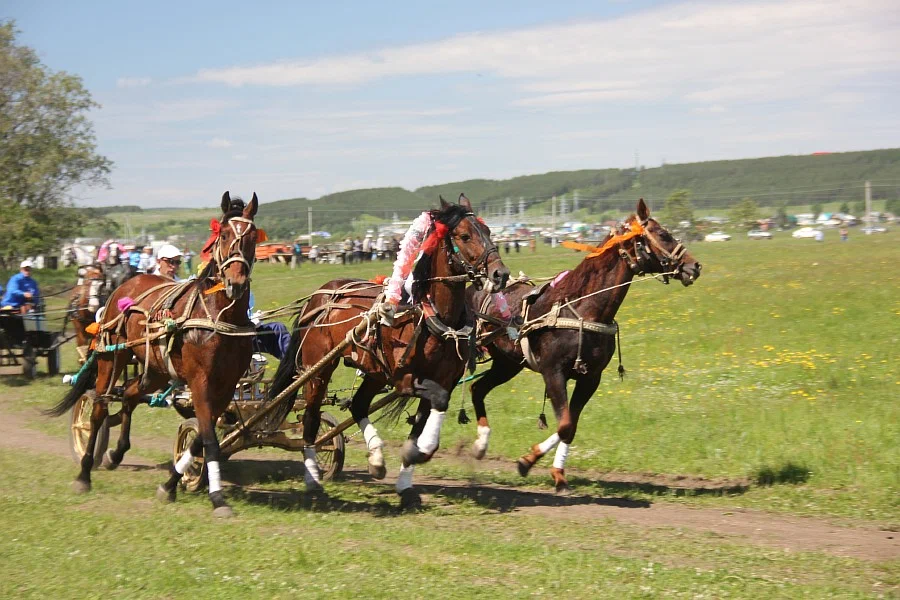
[[1, 227, 897, 598]]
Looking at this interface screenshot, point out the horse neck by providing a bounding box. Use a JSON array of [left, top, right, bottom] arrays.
[[427, 242, 466, 326], [552, 248, 634, 323]]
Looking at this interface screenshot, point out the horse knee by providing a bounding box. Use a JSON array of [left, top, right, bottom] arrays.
[[558, 424, 576, 445], [413, 378, 450, 412]]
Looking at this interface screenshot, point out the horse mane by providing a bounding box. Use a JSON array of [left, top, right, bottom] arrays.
[[550, 213, 636, 299], [411, 203, 471, 303]]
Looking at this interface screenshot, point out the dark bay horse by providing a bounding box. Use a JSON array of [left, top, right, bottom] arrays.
[[467, 199, 701, 492], [47, 192, 260, 517], [269, 196, 509, 507]]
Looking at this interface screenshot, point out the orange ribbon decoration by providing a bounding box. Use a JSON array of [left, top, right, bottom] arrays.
[[561, 220, 645, 258]]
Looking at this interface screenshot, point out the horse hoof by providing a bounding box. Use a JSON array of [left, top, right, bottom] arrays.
[[472, 444, 487, 460], [517, 458, 533, 477], [101, 449, 119, 470], [213, 505, 235, 519], [305, 481, 325, 495], [398, 488, 423, 511], [71, 480, 91, 494], [555, 483, 572, 496], [400, 439, 426, 466], [156, 484, 176, 503], [368, 462, 387, 480]]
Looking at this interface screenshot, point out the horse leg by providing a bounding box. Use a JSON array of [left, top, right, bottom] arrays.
[[396, 400, 429, 509], [158, 428, 203, 503], [350, 376, 390, 479], [469, 356, 522, 459], [102, 371, 166, 470], [548, 373, 602, 494], [301, 362, 337, 493], [517, 370, 569, 481], [399, 378, 451, 467], [72, 358, 121, 493]]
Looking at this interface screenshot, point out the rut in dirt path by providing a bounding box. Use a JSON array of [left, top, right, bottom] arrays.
[[3, 400, 897, 563]]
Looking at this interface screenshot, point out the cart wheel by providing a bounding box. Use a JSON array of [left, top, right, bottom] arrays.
[[174, 418, 206, 492], [22, 344, 37, 380], [47, 346, 61, 376], [69, 390, 110, 467], [317, 412, 345, 481]]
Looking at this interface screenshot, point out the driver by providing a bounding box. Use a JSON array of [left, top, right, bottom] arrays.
[[153, 245, 183, 281], [2, 260, 40, 314]]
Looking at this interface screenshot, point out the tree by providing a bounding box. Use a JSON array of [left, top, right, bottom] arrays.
[[729, 197, 760, 230], [0, 21, 112, 261], [811, 202, 823, 220], [774, 202, 789, 229], [839, 201, 850, 214], [885, 197, 900, 217], [662, 189, 694, 226]]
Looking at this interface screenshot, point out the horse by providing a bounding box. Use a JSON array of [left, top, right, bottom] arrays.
[[466, 199, 702, 493], [47, 192, 260, 517], [65, 265, 106, 364], [268, 195, 509, 507]]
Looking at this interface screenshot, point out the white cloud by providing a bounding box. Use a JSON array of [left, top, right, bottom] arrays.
[[207, 137, 233, 148], [187, 0, 898, 111], [117, 77, 151, 88]]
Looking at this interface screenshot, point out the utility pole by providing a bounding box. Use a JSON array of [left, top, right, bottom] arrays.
[[518, 197, 525, 220], [865, 180, 872, 232], [505, 197, 512, 224], [573, 190, 580, 214], [560, 196, 568, 219], [308, 206, 313, 247], [551, 195, 557, 248]]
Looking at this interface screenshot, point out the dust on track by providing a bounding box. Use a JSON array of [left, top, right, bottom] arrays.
[[2, 399, 896, 563]]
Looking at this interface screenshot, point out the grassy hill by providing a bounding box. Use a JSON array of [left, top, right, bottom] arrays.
[[89, 148, 900, 241]]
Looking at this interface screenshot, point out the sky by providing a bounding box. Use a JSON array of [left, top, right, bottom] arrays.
[[7, 0, 900, 208]]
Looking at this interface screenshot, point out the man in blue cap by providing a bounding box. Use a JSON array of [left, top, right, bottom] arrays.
[[2, 260, 40, 313]]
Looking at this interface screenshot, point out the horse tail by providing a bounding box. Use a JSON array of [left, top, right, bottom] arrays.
[[380, 395, 418, 427], [265, 316, 305, 422], [44, 352, 98, 417]]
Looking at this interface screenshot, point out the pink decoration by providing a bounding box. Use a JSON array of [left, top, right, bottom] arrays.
[[386, 211, 433, 304], [550, 271, 570, 288], [117, 297, 135, 313]]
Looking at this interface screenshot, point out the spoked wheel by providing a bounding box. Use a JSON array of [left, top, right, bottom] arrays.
[[69, 390, 110, 467], [316, 412, 345, 481], [174, 418, 206, 492]]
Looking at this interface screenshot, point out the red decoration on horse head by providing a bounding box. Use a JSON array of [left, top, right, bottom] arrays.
[[200, 218, 222, 263], [420, 221, 448, 256]]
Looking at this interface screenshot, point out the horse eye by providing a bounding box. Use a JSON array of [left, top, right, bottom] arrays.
[[460, 234, 471, 242]]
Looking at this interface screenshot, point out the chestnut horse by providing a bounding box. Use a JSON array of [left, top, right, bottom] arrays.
[[467, 199, 701, 492], [269, 196, 509, 507], [47, 192, 259, 517], [65, 265, 105, 363]]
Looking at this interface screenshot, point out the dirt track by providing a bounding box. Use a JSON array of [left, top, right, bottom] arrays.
[[3, 402, 897, 563]]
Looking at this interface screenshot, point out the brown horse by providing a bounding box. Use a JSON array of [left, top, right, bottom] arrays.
[[467, 199, 701, 492], [47, 192, 259, 517], [65, 265, 105, 363], [268, 196, 509, 507]]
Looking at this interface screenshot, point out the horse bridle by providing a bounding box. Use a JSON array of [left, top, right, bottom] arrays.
[[619, 218, 688, 284], [212, 215, 257, 280], [444, 212, 500, 285]]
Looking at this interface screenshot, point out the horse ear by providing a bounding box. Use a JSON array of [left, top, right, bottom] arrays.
[[221, 191, 232, 213], [458, 193, 473, 211], [244, 192, 259, 219], [440, 195, 451, 209], [636, 198, 650, 222]]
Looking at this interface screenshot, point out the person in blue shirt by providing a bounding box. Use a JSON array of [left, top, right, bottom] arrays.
[[2, 260, 40, 313], [247, 291, 291, 360]]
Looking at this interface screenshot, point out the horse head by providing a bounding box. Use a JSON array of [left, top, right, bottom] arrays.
[[629, 198, 701, 286], [437, 193, 509, 291], [214, 191, 259, 299]]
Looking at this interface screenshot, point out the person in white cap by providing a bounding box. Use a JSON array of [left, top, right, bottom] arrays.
[[153, 244, 183, 281], [2, 260, 40, 313]]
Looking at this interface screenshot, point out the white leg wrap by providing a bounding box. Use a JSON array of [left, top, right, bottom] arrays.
[[359, 418, 383, 450], [207, 460, 222, 493], [473, 425, 491, 456], [304, 447, 321, 485], [175, 449, 193, 475], [396, 463, 415, 493], [552, 441, 570, 469], [538, 433, 561, 455], [416, 409, 446, 455], [368, 446, 385, 468]]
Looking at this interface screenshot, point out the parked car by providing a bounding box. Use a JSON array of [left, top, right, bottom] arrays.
[[747, 230, 773, 240], [792, 227, 820, 239], [861, 226, 888, 234], [704, 231, 731, 242]]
